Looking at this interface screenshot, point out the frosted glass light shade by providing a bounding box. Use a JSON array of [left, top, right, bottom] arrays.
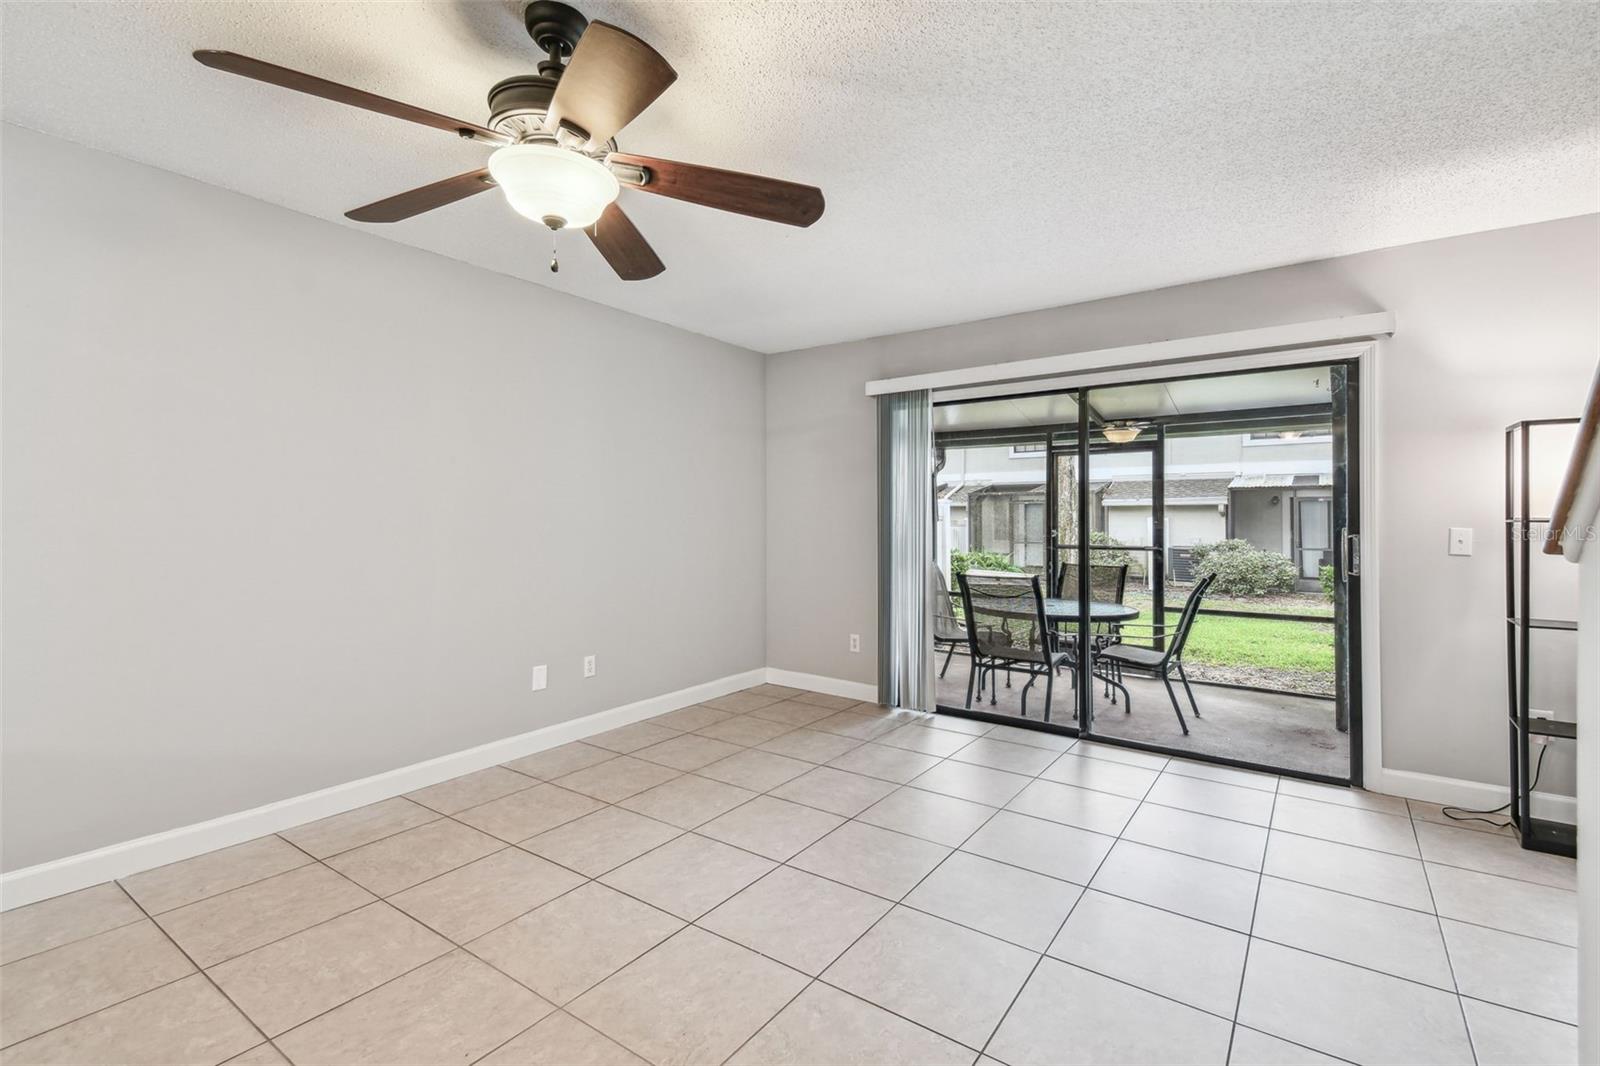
[[487, 144, 620, 230], [1102, 422, 1142, 444]]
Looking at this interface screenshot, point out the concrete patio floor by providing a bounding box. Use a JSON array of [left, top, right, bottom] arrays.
[[934, 652, 1349, 779]]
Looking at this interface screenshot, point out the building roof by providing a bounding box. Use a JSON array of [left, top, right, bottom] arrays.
[[1101, 477, 1234, 502], [943, 480, 1047, 504], [1229, 473, 1332, 489]]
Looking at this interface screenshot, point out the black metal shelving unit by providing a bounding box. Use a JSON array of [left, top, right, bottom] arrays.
[[1504, 418, 1579, 857]]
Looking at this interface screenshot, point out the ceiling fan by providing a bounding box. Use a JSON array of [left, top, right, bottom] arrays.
[[194, 1, 825, 280]]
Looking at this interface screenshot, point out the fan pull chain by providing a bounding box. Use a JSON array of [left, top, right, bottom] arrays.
[[549, 229, 559, 274]]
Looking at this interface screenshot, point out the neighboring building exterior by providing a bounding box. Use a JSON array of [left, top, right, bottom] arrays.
[[937, 431, 1333, 590]]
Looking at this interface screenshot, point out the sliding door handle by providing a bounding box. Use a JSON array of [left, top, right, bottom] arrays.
[[1341, 530, 1361, 579]]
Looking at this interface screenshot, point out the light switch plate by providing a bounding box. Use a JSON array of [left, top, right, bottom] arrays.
[[1448, 527, 1473, 556], [531, 665, 547, 692]]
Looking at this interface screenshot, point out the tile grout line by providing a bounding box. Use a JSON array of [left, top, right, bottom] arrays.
[[1275, 870, 1578, 949], [298, 705, 1570, 1059], [719, 762, 1022, 1064], [1, 883, 310, 1054], [826, 726, 1573, 897], [1231, 1022, 1364, 1066], [122, 879, 285, 1063], [467, 928, 666, 1066], [465, 1009, 628, 1066], [204, 713, 1591, 1052], [1456, 992, 1581, 1031], [1411, 807, 1482, 1066], [398, 806, 715, 1065], [517, 782, 1553, 1034], [0, 914, 148, 970], [414, 778, 932, 1060], [6, 690, 1576, 1063], [975, 754, 1155, 1062], [0, 969, 197, 1053], [256, 926, 454, 1059], [1266, 824, 1570, 892], [169, 831, 574, 1060], [287, 809, 449, 865], [163, 728, 1563, 946], [1223, 772, 1276, 1062], [495, 711, 1572, 1058]]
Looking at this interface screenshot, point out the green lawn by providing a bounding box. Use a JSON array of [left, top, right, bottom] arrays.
[[948, 577, 1336, 692], [1182, 612, 1334, 672], [1120, 592, 1334, 674]]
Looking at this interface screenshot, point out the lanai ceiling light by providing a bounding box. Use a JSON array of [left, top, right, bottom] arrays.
[[1101, 421, 1143, 444], [193, 1, 824, 280]]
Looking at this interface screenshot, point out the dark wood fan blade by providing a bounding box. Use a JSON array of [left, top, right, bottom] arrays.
[[584, 202, 664, 280], [608, 153, 824, 227], [193, 50, 509, 145], [345, 169, 495, 223], [546, 23, 676, 148]]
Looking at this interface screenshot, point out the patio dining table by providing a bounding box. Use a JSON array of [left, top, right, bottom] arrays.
[[969, 595, 1140, 625], [1041, 599, 1141, 625]]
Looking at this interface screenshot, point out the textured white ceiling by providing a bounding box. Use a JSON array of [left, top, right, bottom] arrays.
[[3, 2, 1596, 353]]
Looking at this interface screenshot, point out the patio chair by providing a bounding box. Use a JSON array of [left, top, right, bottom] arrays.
[[1095, 572, 1217, 735], [933, 566, 966, 678], [1055, 561, 1130, 608], [956, 570, 1072, 721], [1054, 561, 1130, 697]]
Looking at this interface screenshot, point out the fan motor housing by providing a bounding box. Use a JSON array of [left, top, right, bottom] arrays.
[[489, 4, 595, 143], [487, 74, 558, 141]]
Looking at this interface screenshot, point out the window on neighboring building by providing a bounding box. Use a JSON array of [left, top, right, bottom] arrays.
[[1008, 443, 1046, 459]]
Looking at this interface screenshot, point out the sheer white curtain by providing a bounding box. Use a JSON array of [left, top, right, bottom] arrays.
[[877, 390, 935, 710]]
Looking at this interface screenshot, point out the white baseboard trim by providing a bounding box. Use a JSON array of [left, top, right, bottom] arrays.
[[764, 668, 877, 704], [0, 668, 766, 911], [17, 667, 1564, 911], [1378, 767, 1576, 825]]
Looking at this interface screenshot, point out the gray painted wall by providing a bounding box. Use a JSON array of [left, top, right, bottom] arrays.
[[4, 121, 1592, 872], [1, 126, 767, 872], [766, 214, 1598, 791], [1231, 488, 1288, 553]]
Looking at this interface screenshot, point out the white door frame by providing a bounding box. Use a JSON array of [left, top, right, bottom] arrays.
[[885, 320, 1389, 788]]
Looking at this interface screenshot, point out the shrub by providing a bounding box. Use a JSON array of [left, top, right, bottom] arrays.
[[1086, 531, 1146, 578], [1320, 564, 1335, 601], [950, 549, 1022, 576], [1188, 539, 1298, 597]]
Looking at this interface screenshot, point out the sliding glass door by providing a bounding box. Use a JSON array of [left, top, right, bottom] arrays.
[[930, 359, 1363, 784], [1330, 363, 1362, 768]]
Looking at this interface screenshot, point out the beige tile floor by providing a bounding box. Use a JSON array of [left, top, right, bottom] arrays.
[[0, 684, 1580, 1065]]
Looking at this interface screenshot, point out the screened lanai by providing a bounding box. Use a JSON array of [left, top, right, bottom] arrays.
[[932, 363, 1358, 782]]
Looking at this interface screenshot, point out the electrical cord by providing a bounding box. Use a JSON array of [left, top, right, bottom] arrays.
[[1440, 744, 1548, 829]]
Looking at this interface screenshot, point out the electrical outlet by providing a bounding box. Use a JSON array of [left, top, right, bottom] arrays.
[[1530, 707, 1554, 746], [530, 665, 547, 692], [1448, 527, 1473, 556], [849, 633, 861, 653], [583, 654, 596, 678]]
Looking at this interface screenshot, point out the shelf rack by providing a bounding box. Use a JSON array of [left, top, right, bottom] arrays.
[[1504, 419, 1579, 857]]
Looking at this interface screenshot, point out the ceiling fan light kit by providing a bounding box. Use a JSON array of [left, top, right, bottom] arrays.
[[487, 143, 618, 230], [193, 0, 824, 281]]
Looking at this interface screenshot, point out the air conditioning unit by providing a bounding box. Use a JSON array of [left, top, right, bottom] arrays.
[[1169, 546, 1196, 583]]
